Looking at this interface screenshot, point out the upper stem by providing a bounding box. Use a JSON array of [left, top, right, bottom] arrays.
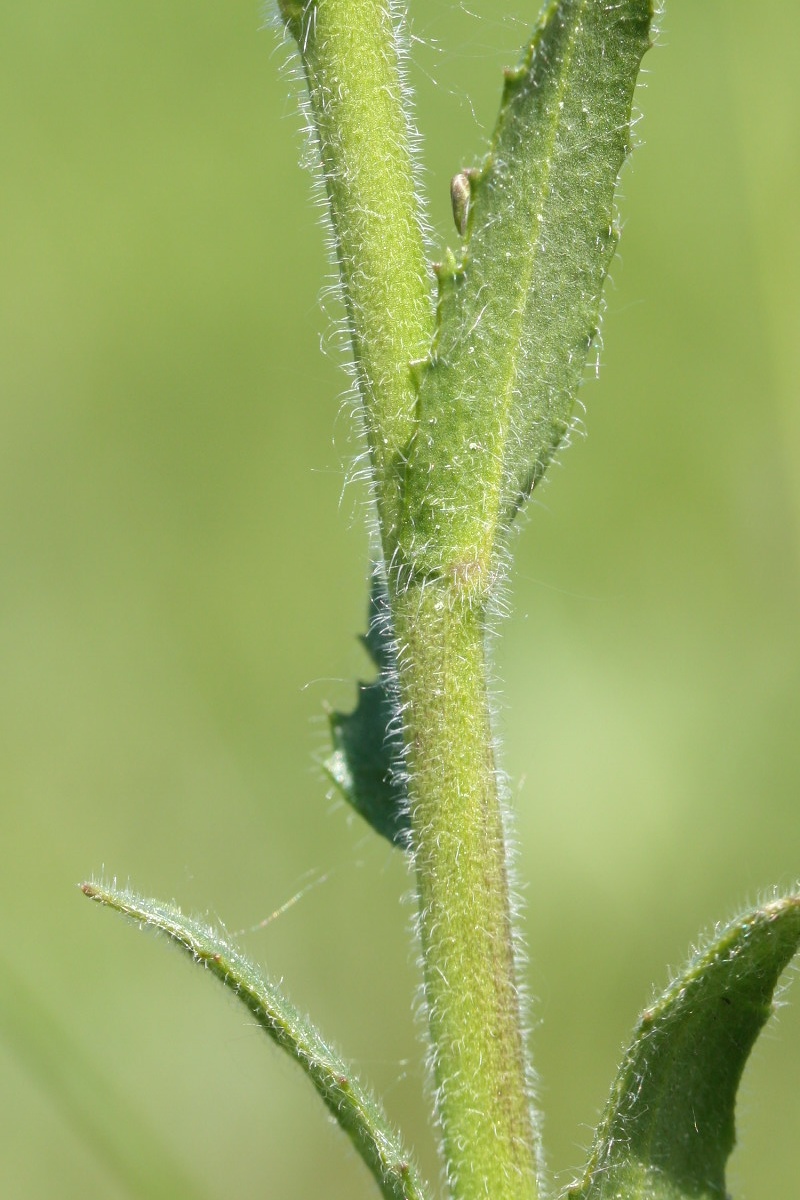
[[280, 3, 542, 1194], [392, 579, 539, 1200], [279, 0, 433, 550]]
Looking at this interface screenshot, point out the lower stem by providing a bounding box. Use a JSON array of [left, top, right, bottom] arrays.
[[391, 580, 539, 1200]]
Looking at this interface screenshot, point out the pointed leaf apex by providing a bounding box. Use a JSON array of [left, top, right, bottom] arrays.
[[82, 881, 432, 1200]]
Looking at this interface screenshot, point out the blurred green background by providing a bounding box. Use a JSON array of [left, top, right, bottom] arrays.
[[1, 2, 798, 1197]]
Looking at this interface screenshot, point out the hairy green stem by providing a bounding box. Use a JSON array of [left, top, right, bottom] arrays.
[[77, 6, 800, 1200], [278, 0, 433, 547], [280, 3, 651, 1196], [392, 580, 538, 1200], [277, 5, 540, 1187]]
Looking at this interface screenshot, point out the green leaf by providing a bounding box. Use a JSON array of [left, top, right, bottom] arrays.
[[81, 881, 431, 1200], [569, 895, 800, 1200], [398, 0, 654, 587], [324, 578, 410, 849]]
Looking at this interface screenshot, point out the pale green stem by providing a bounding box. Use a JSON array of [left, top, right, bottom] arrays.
[[392, 579, 539, 1200], [278, 0, 433, 548], [279, 4, 539, 1195]]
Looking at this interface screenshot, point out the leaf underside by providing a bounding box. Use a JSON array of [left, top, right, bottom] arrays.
[[81, 881, 431, 1200], [569, 895, 800, 1200], [324, 576, 410, 849]]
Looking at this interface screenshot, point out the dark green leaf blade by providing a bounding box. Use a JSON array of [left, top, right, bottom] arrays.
[[324, 578, 410, 849], [399, 0, 654, 584], [325, 681, 409, 848], [81, 881, 430, 1200], [569, 895, 800, 1200]]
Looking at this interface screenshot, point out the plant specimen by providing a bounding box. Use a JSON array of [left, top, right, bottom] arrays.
[[82, 3, 800, 1198]]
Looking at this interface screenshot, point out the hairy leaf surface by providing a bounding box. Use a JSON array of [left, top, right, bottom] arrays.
[[569, 896, 800, 1200], [399, 0, 654, 585], [82, 882, 430, 1200]]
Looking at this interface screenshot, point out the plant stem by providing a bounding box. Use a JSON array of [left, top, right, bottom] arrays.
[[278, 0, 432, 548], [392, 578, 538, 1200]]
